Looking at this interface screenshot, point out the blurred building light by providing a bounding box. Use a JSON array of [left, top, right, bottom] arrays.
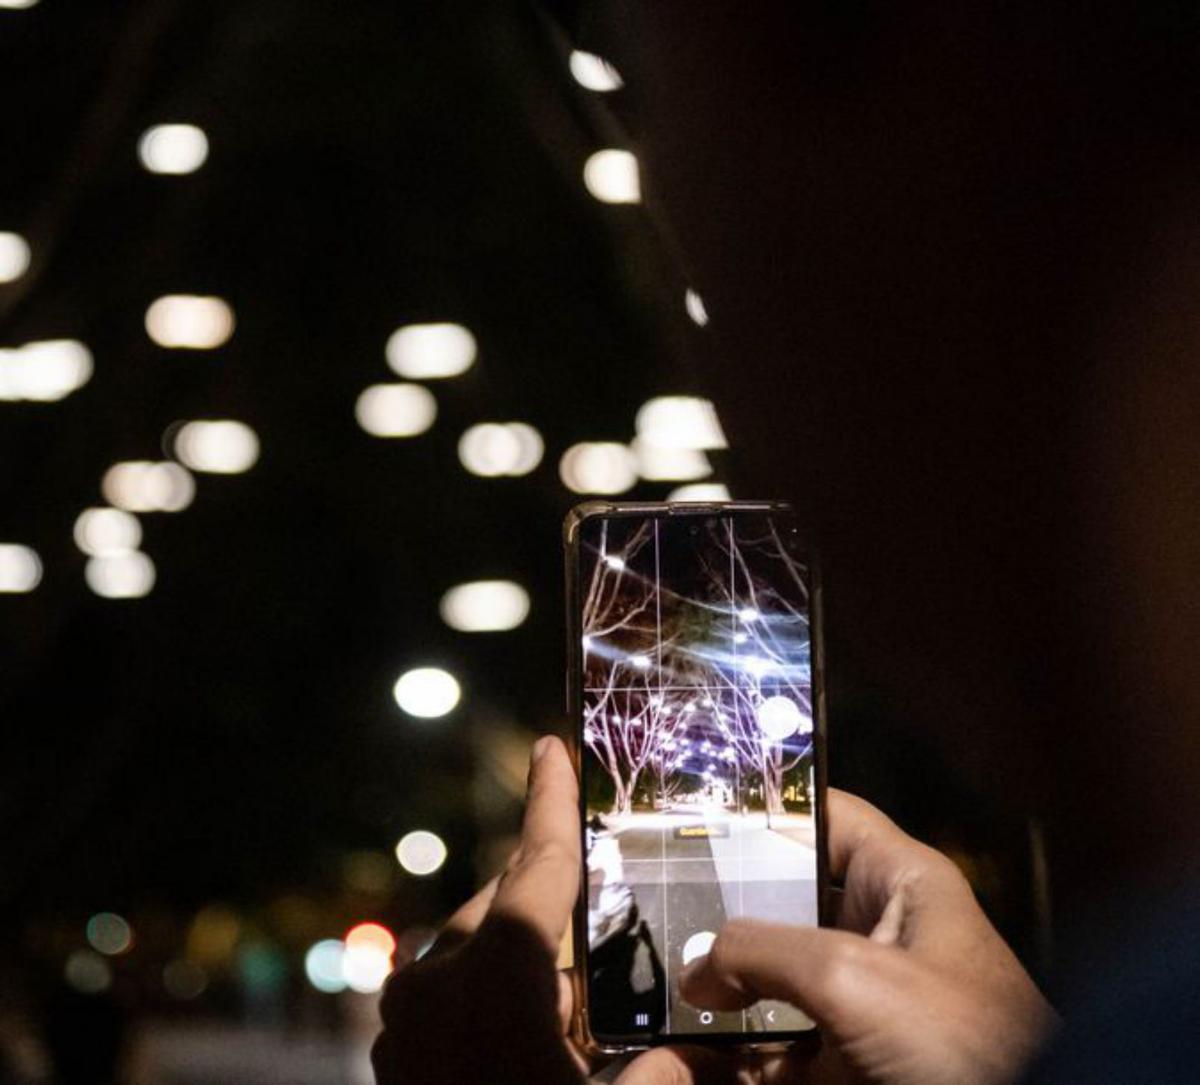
[[86, 912, 133, 956], [304, 939, 347, 994], [345, 922, 397, 958], [439, 580, 530, 632], [342, 941, 392, 994], [559, 442, 637, 494], [385, 322, 476, 379], [0, 0, 40, 9], [395, 830, 448, 877], [85, 551, 156, 599], [145, 295, 234, 349], [187, 906, 242, 967], [457, 421, 543, 477], [74, 508, 142, 556], [0, 544, 41, 592], [583, 149, 640, 204], [0, 339, 93, 402], [636, 396, 727, 450], [102, 460, 195, 512], [632, 437, 712, 481], [138, 123, 209, 174], [685, 289, 709, 326], [355, 383, 436, 438], [0, 231, 31, 282], [667, 483, 732, 502], [64, 950, 111, 995], [162, 959, 208, 1000], [568, 50, 624, 92], [393, 667, 460, 718], [173, 419, 259, 474]]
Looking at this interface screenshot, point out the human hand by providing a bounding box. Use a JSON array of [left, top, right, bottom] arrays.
[[371, 736, 735, 1085], [678, 789, 1059, 1085]]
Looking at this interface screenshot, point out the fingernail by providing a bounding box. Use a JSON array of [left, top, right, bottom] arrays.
[[531, 735, 553, 763]]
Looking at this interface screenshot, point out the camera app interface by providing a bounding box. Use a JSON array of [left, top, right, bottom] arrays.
[[580, 512, 817, 1038]]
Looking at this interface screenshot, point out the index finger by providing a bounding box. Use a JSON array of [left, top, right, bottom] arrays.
[[826, 788, 978, 941], [487, 735, 581, 951]]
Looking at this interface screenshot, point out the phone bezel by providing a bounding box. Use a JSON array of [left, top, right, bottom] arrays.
[[563, 500, 830, 1055]]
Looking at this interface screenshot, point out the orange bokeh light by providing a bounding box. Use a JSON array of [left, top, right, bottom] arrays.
[[344, 922, 396, 959]]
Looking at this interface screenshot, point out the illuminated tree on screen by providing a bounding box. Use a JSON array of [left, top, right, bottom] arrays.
[[581, 520, 682, 815], [667, 519, 814, 819], [582, 516, 813, 818]]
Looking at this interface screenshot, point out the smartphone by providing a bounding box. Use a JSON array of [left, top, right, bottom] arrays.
[[564, 500, 828, 1053]]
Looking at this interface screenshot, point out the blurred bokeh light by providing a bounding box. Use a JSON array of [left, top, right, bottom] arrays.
[[145, 295, 235, 349], [137, 123, 209, 175], [395, 830, 448, 877], [355, 382, 437, 438], [102, 460, 196, 512], [85, 550, 156, 599], [583, 149, 640, 204], [0, 544, 41, 592], [0, 339, 93, 401], [440, 579, 530, 632], [457, 421, 543, 476], [568, 50, 623, 92], [393, 667, 461, 718], [560, 441, 638, 494], [73, 507, 142, 556], [385, 322, 477, 379], [172, 420, 260, 474], [0, 230, 31, 282]]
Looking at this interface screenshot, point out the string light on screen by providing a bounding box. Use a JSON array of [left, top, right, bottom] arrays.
[[668, 483, 732, 502], [102, 461, 195, 512], [757, 695, 811, 741], [457, 421, 543, 476], [568, 50, 624, 92], [0, 340, 93, 401], [685, 289, 709, 326], [0, 231, 31, 282], [355, 383, 437, 437], [145, 295, 234, 349], [636, 396, 727, 450], [439, 580, 530, 632], [137, 124, 209, 175], [583, 149, 640, 204], [559, 442, 638, 494], [385, 322, 476, 379], [392, 667, 461, 718], [171, 420, 260, 474], [0, 544, 41, 593]]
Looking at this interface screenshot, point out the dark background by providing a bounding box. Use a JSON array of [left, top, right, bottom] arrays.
[[4, 1, 1152, 1079]]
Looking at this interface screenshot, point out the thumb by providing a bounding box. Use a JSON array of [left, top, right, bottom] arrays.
[[679, 918, 905, 1035]]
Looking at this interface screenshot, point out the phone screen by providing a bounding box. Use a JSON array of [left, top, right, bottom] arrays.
[[575, 507, 820, 1042]]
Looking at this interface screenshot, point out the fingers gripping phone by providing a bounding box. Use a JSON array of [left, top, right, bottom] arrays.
[[564, 501, 829, 1053]]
